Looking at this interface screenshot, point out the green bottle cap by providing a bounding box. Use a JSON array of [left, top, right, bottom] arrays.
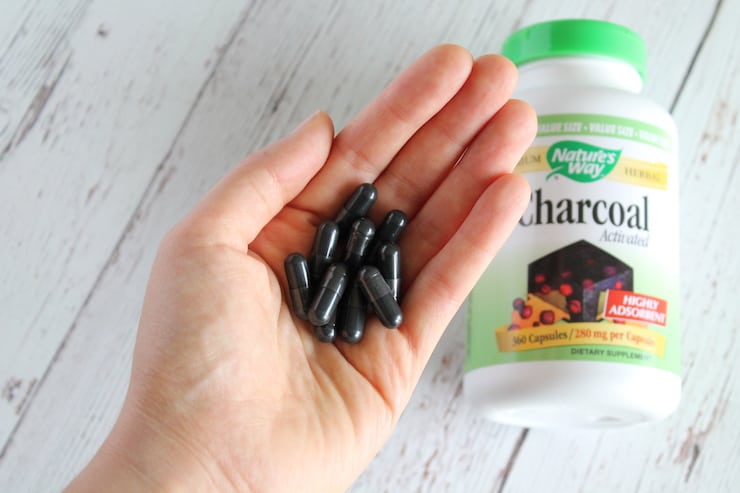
[[502, 19, 647, 81]]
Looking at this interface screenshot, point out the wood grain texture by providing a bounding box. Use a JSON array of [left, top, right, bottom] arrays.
[[0, 0, 737, 491], [0, 0, 249, 446], [0, 0, 91, 158]]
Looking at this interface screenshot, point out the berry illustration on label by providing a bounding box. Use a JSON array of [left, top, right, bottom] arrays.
[[528, 240, 633, 322], [509, 294, 568, 330], [496, 240, 669, 357]]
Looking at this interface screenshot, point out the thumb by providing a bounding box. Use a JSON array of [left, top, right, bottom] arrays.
[[183, 111, 334, 249]]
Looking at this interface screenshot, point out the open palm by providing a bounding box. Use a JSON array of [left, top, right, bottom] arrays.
[[73, 46, 536, 493]]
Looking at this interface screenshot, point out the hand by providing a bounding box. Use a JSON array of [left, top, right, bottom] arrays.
[[66, 45, 535, 492]]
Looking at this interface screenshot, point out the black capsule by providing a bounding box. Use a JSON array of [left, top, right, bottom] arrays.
[[358, 266, 403, 329], [377, 243, 401, 301], [314, 309, 337, 343], [369, 210, 408, 261], [309, 221, 340, 285], [338, 280, 367, 344], [308, 263, 349, 326], [376, 209, 408, 243], [335, 183, 377, 234], [343, 218, 375, 274], [284, 253, 311, 320]]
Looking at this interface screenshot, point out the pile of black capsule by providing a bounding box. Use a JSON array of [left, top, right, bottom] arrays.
[[284, 183, 407, 344]]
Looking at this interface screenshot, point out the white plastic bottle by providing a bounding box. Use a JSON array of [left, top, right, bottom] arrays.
[[464, 19, 681, 428]]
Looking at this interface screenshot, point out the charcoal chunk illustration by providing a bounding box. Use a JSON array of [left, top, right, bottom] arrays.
[[528, 240, 633, 322]]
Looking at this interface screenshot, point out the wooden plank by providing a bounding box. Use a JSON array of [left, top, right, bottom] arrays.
[[0, 1, 537, 489], [500, 0, 740, 491], [0, 0, 379, 488], [0, 0, 91, 157], [451, 0, 716, 109], [0, 0, 727, 492], [0, 0, 249, 448]]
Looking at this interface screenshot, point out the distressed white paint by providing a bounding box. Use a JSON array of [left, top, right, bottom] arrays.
[[1, 0, 737, 491], [0, 0, 249, 443]]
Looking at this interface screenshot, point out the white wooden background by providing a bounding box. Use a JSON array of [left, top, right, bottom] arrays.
[[0, 0, 738, 491]]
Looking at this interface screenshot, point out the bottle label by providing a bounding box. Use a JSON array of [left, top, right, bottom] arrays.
[[466, 113, 681, 374]]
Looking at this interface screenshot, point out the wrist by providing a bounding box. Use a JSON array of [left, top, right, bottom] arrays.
[[65, 403, 231, 493]]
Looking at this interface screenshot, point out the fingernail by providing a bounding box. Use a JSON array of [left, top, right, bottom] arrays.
[[293, 111, 324, 133]]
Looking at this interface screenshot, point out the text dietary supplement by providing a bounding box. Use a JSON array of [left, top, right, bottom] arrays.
[[465, 20, 681, 428]]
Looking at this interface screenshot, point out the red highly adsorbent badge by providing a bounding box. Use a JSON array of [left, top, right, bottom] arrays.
[[601, 290, 668, 326]]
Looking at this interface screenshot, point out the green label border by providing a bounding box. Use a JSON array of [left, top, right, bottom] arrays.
[[538, 114, 674, 151]]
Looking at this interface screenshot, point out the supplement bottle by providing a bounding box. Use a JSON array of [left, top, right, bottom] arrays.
[[464, 19, 681, 428]]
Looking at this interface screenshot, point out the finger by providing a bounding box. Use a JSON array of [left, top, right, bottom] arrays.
[[403, 174, 531, 361], [291, 45, 473, 218], [180, 112, 335, 249], [333, 174, 530, 413], [371, 55, 518, 221], [331, 101, 535, 410], [402, 99, 537, 282]]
